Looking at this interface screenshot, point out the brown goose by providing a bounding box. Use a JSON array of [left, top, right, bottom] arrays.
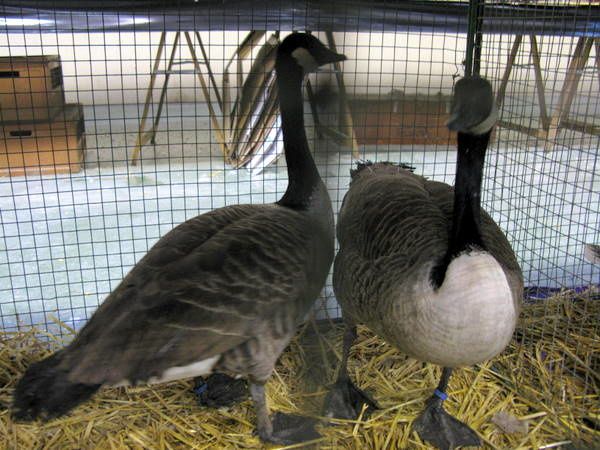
[[12, 32, 344, 445], [325, 76, 523, 450]]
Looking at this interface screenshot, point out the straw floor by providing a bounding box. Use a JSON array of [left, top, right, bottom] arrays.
[[1, 289, 598, 449]]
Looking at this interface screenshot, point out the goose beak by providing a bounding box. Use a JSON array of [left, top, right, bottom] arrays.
[[446, 113, 463, 132], [317, 51, 347, 66], [311, 42, 347, 67], [291, 47, 345, 74]]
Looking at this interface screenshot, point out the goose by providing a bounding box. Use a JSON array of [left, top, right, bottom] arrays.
[[325, 76, 523, 450], [12, 32, 344, 445]]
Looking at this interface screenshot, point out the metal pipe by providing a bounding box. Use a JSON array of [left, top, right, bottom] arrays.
[[465, 0, 485, 77]]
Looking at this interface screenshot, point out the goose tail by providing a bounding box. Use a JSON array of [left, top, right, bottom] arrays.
[[12, 350, 100, 421], [350, 161, 415, 181]]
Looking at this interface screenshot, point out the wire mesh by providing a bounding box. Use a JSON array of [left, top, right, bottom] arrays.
[[0, 0, 598, 409], [479, 1, 600, 415]]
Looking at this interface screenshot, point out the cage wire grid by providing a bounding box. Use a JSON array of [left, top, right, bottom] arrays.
[[0, 0, 598, 413], [477, 2, 599, 412]]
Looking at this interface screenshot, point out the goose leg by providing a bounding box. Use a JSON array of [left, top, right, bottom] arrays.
[[323, 324, 378, 419], [250, 382, 320, 445], [413, 367, 481, 450]]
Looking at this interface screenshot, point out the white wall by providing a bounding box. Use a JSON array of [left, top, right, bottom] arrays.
[[0, 30, 596, 109]]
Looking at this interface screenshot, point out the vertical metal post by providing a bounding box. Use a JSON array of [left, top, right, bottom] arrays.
[[465, 0, 485, 77], [131, 31, 167, 165], [149, 32, 181, 145], [472, 0, 485, 75], [325, 30, 359, 158]]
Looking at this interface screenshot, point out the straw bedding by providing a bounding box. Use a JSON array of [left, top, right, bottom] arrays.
[[1, 288, 598, 449]]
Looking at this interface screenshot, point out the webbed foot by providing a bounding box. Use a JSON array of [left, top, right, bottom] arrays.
[[258, 412, 320, 445], [323, 378, 378, 420], [413, 395, 481, 450], [194, 373, 248, 408], [249, 382, 320, 445]]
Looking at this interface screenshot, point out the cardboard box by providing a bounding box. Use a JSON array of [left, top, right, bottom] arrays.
[[0, 104, 85, 176], [0, 55, 65, 121], [350, 92, 453, 145]]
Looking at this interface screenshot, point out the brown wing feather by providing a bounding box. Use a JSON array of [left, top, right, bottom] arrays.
[[61, 203, 330, 385]]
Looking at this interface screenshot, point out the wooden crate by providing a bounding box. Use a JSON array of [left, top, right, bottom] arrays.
[[0, 104, 85, 177], [350, 91, 453, 145], [0, 55, 65, 121]]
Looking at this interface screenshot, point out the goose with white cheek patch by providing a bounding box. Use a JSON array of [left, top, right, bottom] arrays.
[[325, 76, 523, 450], [12, 32, 344, 446]]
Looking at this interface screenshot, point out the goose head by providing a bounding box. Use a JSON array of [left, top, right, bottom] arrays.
[[446, 76, 498, 136], [277, 32, 346, 75]]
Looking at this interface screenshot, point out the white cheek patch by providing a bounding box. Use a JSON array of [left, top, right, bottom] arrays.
[[469, 103, 499, 135], [291, 47, 319, 72]]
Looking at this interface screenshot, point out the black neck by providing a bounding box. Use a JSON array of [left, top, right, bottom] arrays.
[[431, 130, 491, 288], [275, 55, 321, 208]]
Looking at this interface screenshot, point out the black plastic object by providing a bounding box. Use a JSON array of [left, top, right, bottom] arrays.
[[193, 373, 249, 408]]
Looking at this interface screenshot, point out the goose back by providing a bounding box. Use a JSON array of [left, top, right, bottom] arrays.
[[59, 201, 332, 386]]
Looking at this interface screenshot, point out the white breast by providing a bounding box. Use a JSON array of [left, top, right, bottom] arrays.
[[395, 252, 517, 367]]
